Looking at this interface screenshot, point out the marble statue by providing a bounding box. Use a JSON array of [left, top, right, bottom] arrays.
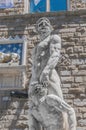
[[28, 17, 76, 130], [0, 52, 20, 64]]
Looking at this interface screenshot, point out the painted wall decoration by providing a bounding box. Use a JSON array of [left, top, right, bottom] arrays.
[[0, 43, 23, 65], [0, 36, 27, 90], [0, 0, 14, 9]]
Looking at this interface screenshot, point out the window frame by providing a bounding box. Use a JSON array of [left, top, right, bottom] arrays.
[[24, 0, 71, 13], [0, 36, 27, 90]]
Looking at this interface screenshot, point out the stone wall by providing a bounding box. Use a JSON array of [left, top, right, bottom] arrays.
[[0, 91, 28, 130], [0, 10, 86, 130], [71, 0, 86, 10], [0, 0, 86, 16], [0, 0, 24, 16]]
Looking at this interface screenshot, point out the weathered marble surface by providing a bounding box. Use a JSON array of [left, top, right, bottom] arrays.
[[0, 52, 20, 64], [29, 17, 76, 130]]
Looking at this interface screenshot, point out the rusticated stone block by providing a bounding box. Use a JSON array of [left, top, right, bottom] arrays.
[[76, 112, 83, 119], [78, 107, 86, 113], [80, 37, 86, 42], [61, 76, 74, 83], [68, 65, 77, 70], [74, 32, 81, 37], [68, 23, 79, 27], [79, 53, 86, 58], [62, 88, 69, 93], [78, 65, 86, 70], [62, 42, 75, 47], [75, 76, 83, 83], [74, 46, 83, 53], [83, 113, 86, 118], [80, 94, 86, 98], [74, 99, 86, 106], [76, 27, 85, 33], [69, 87, 85, 94], [72, 70, 86, 76], [78, 119, 86, 126], [76, 127, 86, 130], [62, 94, 75, 99], [62, 83, 71, 88], [72, 83, 79, 87], [83, 76, 86, 82], [67, 47, 73, 53], [59, 28, 72, 33], [69, 54, 78, 58], [60, 70, 71, 76], [72, 59, 84, 65], [84, 46, 86, 52]]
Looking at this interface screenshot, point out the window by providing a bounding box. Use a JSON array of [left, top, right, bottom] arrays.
[[30, 0, 46, 13], [28, 0, 69, 13], [50, 0, 67, 11], [0, 36, 27, 90]]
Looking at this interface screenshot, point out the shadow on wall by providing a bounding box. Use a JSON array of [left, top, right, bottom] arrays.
[[0, 90, 29, 130], [0, 16, 28, 38]]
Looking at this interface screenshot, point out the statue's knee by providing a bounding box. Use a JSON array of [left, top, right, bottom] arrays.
[[68, 108, 76, 116], [29, 126, 35, 130], [68, 107, 76, 124]]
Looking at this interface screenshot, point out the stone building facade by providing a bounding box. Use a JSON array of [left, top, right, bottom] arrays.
[[0, 1, 86, 130], [0, 0, 24, 16], [0, 0, 86, 16], [0, 10, 86, 130]]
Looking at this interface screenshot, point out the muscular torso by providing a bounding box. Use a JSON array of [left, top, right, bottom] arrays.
[[29, 35, 63, 98], [31, 36, 50, 82]]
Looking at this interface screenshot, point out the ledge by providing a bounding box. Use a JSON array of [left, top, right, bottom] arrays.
[[0, 10, 85, 20], [0, 35, 26, 44], [0, 65, 26, 73]]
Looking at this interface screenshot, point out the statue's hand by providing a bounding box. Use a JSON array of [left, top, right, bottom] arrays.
[[40, 68, 49, 84], [40, 96, 46, 103]]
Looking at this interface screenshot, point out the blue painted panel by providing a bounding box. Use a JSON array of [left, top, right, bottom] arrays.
[[50, 0, 67, 11], [0, 43, 23, 64], [30, 0, 46, 13]]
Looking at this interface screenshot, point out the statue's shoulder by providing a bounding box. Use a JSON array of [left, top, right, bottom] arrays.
[[50, 34, 61, 43], [46, 94, 62, 106]]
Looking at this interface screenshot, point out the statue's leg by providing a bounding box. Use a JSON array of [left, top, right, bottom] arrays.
[[49, 69, 63, 99], [29, 112, 41, 130], [47, 95, 76, 130], [57, 99, 76, 130]]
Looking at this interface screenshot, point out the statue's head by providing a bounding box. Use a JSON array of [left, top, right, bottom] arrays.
[[31, 82, 48, 97], [36, 17, 53, 36]]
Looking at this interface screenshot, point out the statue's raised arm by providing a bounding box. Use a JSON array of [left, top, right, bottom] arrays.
[[40, 34, 61, 84]]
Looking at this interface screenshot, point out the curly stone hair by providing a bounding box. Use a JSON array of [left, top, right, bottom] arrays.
[[35, 17, 53, 33]]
